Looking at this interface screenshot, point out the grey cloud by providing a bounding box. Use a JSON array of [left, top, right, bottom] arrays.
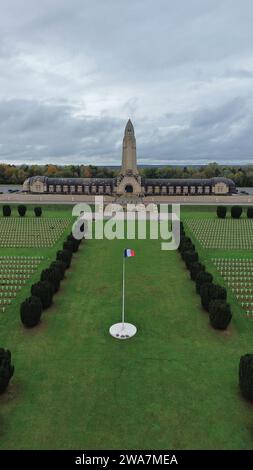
[[191, 98, 247, 128], [0, 1, 253, 164], [0, 99, 124, 164]]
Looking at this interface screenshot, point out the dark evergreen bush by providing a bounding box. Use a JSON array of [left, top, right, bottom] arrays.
[[20, 296, 42, 327], [179, 239, 195, 257], [50, 260, 66, 280], [67, 234, 80, 252], [183, 250, 199, 269], [34, 207, 42, 217], [239, 354, 253, 401], [231, 206, 242, 219], [200, 283, 227, 311], [56, 249, 72, 269], [209, 300, 232, 330], [178, 236, 194, 253], [190, 262, 205, 281], [217, 206, 227, 219], [196, 271, 213, 294], [63, 240, 74, 253], [31, 281, 54, 309], [18, 205, 27, 217], [247, 207, 253, 219], [3, 205, 11, 217], [0, 348, 14, 394], [40, 267, 61, 293], [180, 222, 185, 237]]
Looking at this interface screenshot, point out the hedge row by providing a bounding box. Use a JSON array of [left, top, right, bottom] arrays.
[[0, 348, 14, 395], [1, 231, 83, 395], [178, 222, 232, 330], [239, 354, 253, 402], [2, 205, 42, 217], [179, 223, 253, 403], [20, 233, 82, 328], [217, 206, 253, 219]]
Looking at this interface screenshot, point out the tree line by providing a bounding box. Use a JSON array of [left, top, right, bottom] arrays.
[[1, 162, 253, 186]]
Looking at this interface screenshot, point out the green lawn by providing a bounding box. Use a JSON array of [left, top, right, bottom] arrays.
[[0, 205, 253, 449]]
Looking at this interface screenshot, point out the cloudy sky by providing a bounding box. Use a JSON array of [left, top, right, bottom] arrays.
[[0, 0, 253, 165]]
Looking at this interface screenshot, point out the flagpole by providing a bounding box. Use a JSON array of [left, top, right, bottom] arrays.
[[122, 253, 125, 329], [109, 248, 137, 340]]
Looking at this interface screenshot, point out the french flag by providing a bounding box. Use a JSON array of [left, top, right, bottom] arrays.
[[124, 248, 136, 258]]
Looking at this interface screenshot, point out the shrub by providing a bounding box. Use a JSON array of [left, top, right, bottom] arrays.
[[34, 207, 42, 217], [209, 300, 232, 330], [231, 206, 242, 219], [2, 205, 11, 217], [179, 240, 195, 258], [31, 281, 54, 309], [63, 240, 74, 253], [56, 249, 72, 269], [196, 271, 213, 294], [247, 207, 253, 219], [18, 205, 27, 217], [190, 262, 205, 281], [50, 260, 66, 280], [217, 206, 227, 219], [180, 222, 185, 237], [239, 354, 253, 401], [20, 296, 42, 327], [0, 348, 14, 394], [178, 236, 194, 253], [200, 283, 214, 311], [183, 250, 199, 269], [41, 267, 62, 293], [67, 234, 80, 253], [200, 283, 227, 312]]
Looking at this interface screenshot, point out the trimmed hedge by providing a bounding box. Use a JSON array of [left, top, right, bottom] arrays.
[[178, 236, 195, 253], [31, 280, 54, 309], [196, 271, 213, 294], [239, 354, 253, 401], [18, 205, 27, 217], [209, 300, 232, 330], [34, 207, 42, 217], [3, 205, 11, 217], [40, 267, 62, 293], [50, 260, 66, 280], [63, 240, 74, 253], [247, 207, 253, 219], [56, 249, 72, 269], [190, 262, 205, 281], [20, 296, 43, 327], [0, 348, 14, 394], [180, 222, 185, 237], [217, 206, 227, 219], [67, 234, 80, 253], [200, 283, 227, 312], [183, 250, 199, 269], [231, 206, 242, 219]]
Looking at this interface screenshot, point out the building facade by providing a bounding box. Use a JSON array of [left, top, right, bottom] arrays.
[[23, 120, 236, 197]]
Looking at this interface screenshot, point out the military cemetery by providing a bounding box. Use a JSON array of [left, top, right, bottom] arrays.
[[1, 170, 253, 451], [1, 0, 253, 461]]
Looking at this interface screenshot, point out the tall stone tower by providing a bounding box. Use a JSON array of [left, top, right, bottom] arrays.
[[116, 119, 142, 196], [121, 119, 138, 175]]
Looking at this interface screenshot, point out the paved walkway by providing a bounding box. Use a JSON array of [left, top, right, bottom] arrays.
[[0, 193, 253, 205]]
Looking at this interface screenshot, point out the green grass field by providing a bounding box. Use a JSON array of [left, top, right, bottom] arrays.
[[0, 204, 253, 449]]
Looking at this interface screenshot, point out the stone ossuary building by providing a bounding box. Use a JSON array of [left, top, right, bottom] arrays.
[[23, 120, 236, 197]]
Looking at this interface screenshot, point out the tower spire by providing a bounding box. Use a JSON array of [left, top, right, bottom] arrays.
[[121, 119, 138, 175]]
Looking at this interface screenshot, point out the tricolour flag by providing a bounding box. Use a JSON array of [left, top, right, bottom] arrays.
[[124, 248, 136, 258]]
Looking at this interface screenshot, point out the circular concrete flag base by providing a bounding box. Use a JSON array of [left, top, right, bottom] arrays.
[[109, 322, 137, 340]]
